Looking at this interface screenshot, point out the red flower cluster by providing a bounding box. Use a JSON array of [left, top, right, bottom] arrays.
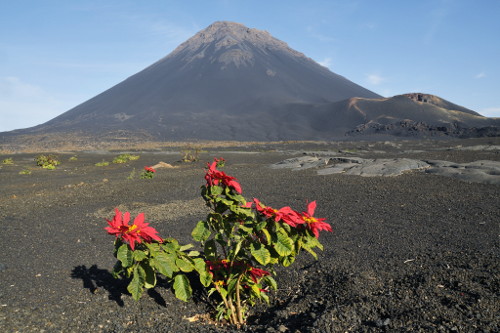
[[105, 208, 162, 250], [205, 159, 242, 193], [252, 199, 332, 238], [248, 267, 270, 283], [253, 198, 302, 227], [299, 201, 332, 238], [144, 166, 156, 173], [206, 259, 270, 284]]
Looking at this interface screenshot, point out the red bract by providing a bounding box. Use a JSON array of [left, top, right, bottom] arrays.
[[300, 201, 332, 238], [105, 208, 162, 250], [253, 198, 304, 227], [248, 267, 270, 283], [205, 159, 242, 193], [144, 166, 156, 173], [206, 259, 230, 273]]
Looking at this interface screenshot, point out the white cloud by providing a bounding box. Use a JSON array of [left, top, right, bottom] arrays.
[[479, 107, 500, 118], [318, 57, 333, 69], [366, 74, 385, 85], [0, 77, 67, 132], [475, 72, 486, 79]]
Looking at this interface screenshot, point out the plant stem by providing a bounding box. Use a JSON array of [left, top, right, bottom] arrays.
[[214, 283, 237, 325], [227, 295, 239, 325], [235, 274, 244, 324]]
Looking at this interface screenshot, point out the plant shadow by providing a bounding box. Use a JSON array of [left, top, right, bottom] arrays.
[[71, 265, 209, 308], [71, 264, 128, 306]]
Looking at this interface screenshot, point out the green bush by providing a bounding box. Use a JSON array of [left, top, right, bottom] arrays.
[[35, 154, 60, 169], [112, 154, 140, 164], [95, 160, 110, 167], [2, 158, 13, 165]]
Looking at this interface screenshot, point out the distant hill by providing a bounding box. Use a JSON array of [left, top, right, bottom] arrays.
[[1, 21, 498, 145]]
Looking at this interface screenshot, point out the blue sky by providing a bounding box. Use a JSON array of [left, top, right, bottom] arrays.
[[1, 0, 499, 132]]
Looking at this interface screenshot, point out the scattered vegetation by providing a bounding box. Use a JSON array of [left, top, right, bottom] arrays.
[[112, 154, 140, 164], [127, 168, 137, 180], [180, 145, 201, 162], [19, 169, 32, 175], [2, 157, 14, 165], [95, 160, 110, 167], [35, 154, 60, 170], [69, 156, 78, 161]]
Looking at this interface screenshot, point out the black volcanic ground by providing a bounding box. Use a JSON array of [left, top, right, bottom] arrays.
[[0, 138, 499, 332]]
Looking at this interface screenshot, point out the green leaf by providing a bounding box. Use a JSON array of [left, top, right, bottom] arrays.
[[187, 250, 200, 257], [281, 222, 292, 233], [215, 197, 233, 207], [225, 187, 246, 203], [210, 185, 223, 196], [133, 250, 148, 262], [261, 228, 271, 244], [192, 220, 211, 242], [237, 224, 253, 234], [141, 262, 157, 289], [152, 252, 178, 278], [173, 274, 192, 302], [262, 275, 278, 290], [250, 243, 271, 265], [280, 255, 296, 267], [176, 257, 194, 273], [217, 285, 228, 298], [191, 258, 206, 273], [302, 245, 318, 259], [145, 242, 161, 256], [161, 239, 180, 253], [192, 258, 212, 287], [260, 290, 270, 304], [112, 261, 124, 278], [179, 243, 194, 252], [231, 240, 244, 260], [117, 243, 133, 267], [127, 265, 145, 300], [199, 271, 212, 287], [274, 233, 294, 256]]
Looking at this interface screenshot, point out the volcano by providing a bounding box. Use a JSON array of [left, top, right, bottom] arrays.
[[2, 21, 498, 142], [5, 21, 382, 141]]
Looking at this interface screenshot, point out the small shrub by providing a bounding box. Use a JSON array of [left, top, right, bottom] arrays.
[[19, 169, 32, 175], [69, 156, 78, 161], [139, 166, 156, 179], [2, 158, 14, 165], [35, 154, 60, 169], [127, 168, 137, 180], [112, 154, 140, 164], [95, 160, 110, 167], [180, 145, 201, 162]]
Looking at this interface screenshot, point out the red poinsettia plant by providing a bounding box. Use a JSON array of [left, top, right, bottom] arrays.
[[140, 166, 156, 179], [191, 158, 332, 324], [106, 158, 332, 326]]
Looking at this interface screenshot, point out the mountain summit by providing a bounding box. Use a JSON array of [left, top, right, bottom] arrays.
[[3, 21, 498, 142]]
